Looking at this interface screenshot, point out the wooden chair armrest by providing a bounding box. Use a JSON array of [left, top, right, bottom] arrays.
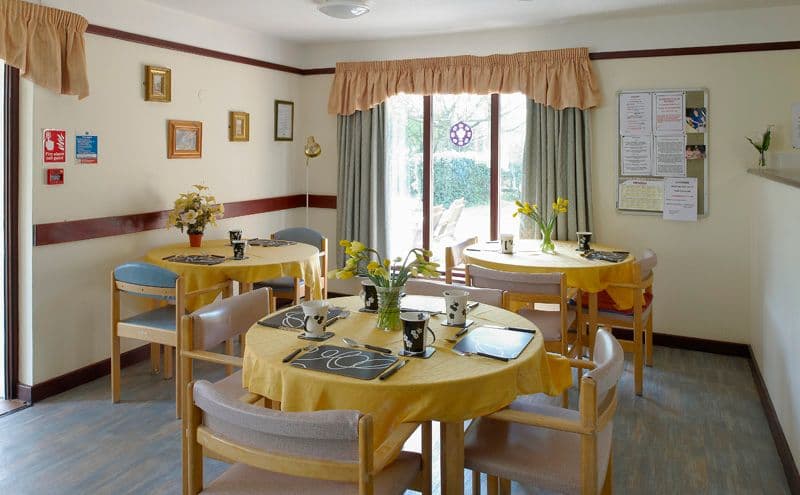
[[568, 358, 596, 370], [372, 422, 421, 473], [182, 350, 243, 368], [486, 408, 590, 435], [186, 281, 233, 298]]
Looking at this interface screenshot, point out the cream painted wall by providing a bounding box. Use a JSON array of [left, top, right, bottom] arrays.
[[26, 34, 304, 383], [749, 176, 800, 464], [298, 50, 800, 343]]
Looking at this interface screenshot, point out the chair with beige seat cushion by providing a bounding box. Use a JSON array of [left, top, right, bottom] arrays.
[[444, 236, 478, 283], [185, 380, 432, 495], [464, 329, 624, 495], [405, 278, 506, 308], [465, 264, 581, 357]]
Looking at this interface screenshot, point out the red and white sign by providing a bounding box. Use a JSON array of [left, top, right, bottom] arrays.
[[43, 129, 67, 164]]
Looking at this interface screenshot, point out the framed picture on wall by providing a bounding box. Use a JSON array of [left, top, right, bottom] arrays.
[[145, 65, 171, 102], [274, 100, 294, 141], [229, 111, 250, 142], [168, 120, 202, 158]]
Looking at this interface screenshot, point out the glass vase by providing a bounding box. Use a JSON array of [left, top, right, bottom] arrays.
[[376, 285, 404, 332], [758, 150, 767, 168], [540, 227, 556, 254]]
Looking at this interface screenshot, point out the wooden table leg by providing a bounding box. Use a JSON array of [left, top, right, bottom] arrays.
[[240, 282, 253, 294], [441, 420, 465, 495]]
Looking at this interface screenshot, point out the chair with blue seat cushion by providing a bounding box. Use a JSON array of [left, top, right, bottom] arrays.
[[185, 380, 432, 495], [111, 262, 232, 418], [254, 227, 328, 305]]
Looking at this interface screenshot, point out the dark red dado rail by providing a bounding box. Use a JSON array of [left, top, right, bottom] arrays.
[[33, 194, 336, 246]]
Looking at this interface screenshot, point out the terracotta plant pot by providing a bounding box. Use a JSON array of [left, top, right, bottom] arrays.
[[188, 233, 203, 248]]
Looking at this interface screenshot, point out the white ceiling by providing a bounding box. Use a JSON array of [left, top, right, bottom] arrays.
[[145, 0, 800, 43]]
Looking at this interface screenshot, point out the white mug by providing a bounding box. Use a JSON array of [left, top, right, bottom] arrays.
[[500, 233, 514, 254], [301, 300, 329, 337], [443, 289, 469, 325]]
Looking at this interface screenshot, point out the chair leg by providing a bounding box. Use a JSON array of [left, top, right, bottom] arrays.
[[601, 447, 613, 495], [111, 329, 121, 403], [471, 471, 481, 495], [239, 333, 246, 356], [487, 475, 499, 495], [225, 339, 234, 376], [645, 311, 654, 367], [634, 319, 644, 396], [164, 346, 174, 380], [421, 422, 432, 495], [150, 343, 161, 374], [499, 478, 511, 495]]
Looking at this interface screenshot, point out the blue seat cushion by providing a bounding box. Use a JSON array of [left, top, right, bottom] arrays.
[[255, 276, 304, 291], [119, 306, 176, 331]]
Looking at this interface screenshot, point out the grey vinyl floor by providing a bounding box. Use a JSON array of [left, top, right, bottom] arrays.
[[0, 346, 789, 495]]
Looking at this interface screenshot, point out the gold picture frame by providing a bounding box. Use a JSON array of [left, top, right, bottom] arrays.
[[274, 100, 294, 141], [229, 111, 250, 142], [145, 65, 171, 102], [168, 120, 202, 159]]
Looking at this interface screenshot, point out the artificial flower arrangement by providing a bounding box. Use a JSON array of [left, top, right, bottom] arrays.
[[333, 240, 439, 330], [746, 125, 773, 168], [167, 184, 224, 246], [513, 197, 569, 254]]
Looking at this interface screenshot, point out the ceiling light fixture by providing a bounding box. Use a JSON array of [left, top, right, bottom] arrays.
[[317, 0, 371, 19]]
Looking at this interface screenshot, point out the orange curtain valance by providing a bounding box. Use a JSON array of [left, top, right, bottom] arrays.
[[0, 0, 89, 99], [328, 47, 601, 116]]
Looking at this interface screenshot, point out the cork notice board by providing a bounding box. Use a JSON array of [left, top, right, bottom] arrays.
[[616, 88, 709, 216]]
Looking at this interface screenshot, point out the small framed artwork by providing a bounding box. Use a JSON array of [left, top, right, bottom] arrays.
[[168, 120, 203, 159], [274, 100, 294, 141], [229, 111, 250, 142], [145, 65, 171, 102]]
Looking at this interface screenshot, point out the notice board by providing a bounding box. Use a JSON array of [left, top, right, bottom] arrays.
[[616, 88, 709, 217]]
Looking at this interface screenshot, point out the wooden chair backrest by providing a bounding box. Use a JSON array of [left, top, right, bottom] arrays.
[[444, 236, 479, 282], [186, 380, 375, 494]]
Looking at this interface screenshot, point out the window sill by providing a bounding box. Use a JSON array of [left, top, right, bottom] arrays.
[[747, 168, 800, 190]]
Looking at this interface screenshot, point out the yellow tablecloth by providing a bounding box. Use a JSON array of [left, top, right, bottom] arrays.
[[145, 239, 321, 310], [464, 239, 638, 310], [242, 296, 571, 448]]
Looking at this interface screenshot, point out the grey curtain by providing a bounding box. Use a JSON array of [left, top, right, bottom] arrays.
[[336, 103, 388, 265], [521, 100, 593, 240]]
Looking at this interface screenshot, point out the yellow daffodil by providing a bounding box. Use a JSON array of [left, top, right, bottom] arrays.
[[339, 239, 351, 247]]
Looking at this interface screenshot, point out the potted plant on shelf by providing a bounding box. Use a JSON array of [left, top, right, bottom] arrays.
[[747, 125, 774, 168], [167, 184, 224, 247], [332, 241, 439, 331], [513, 197, 569, 254]]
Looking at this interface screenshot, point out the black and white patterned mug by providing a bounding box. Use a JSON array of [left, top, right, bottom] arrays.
[[301, 300, 329, 338], [232, 239, 247, 260], [361, 279, 378, 311], [500, 233, 514, 254], [577, 232, 593, 252], [443, 289, 469, 325], [400, 312, 436, 355], [228, 229, 242, 244]]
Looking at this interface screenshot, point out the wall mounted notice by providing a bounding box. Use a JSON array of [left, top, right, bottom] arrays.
[[43, 129, 66, 164], [654, 92, 685, 135], [618, 179, 664, 212], [620, 92, 652, 136], [792, 102, 800, 149], [75, 132, 98, 164], [663, 177, 697, 222], [654, 135, 686, 177], [621, 135, 652, 175]]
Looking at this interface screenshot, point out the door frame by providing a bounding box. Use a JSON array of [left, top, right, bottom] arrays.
[[3, 65, 19, 399]]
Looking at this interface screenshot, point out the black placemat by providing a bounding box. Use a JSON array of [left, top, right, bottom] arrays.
[[258, 307, 345, 330], [161, 254, 226, 265], [452, 326, 534, 360], [583, 251, 629, 263], [290, 345, 398, 380], [248, 239, 297, 247]]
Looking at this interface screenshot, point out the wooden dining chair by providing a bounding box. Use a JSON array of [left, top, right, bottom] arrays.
[[255, 227, 328, 306], [444, 236, 479, 283], [465, 264, 581, 357], [405, 277, 506, 308], [185, 380, 432, 495], [110, 262, 231, 418], [579, 249, 657, 396], [464, 329, 624, 495]]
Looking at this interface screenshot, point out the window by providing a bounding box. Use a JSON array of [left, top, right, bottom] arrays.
[[385, 93, 528, 262]]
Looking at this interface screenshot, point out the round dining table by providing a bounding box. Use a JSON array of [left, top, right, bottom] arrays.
[[145, 239, 322, 310], [241, 295, 572, 495]]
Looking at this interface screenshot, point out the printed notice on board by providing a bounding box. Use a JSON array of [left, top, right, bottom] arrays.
[[653, 92, 685, 135], [75, 132, 98, 164], [654, 135, 686, 177], [663, 177, 697, 222], [621, 136, 653, 175], [620, 93, 652, 136], [618, 179, 664, 211]]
